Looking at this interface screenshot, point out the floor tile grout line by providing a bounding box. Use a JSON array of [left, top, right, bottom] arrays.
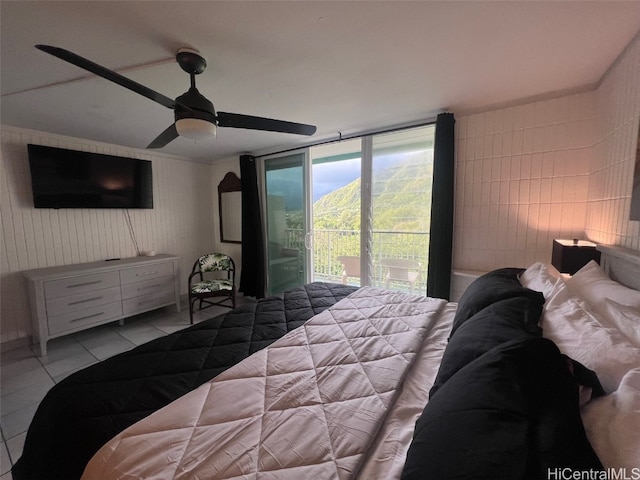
[[111, 316, 169, 347], [34, 335, 100, 385]]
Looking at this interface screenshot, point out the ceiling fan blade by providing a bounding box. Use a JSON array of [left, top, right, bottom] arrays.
[[216, 112, 316, 136], [35, 45, 178, 110], [147, 124, 179, 148]]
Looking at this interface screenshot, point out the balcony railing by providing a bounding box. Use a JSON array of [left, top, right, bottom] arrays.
[[284, 228, 430, 293]]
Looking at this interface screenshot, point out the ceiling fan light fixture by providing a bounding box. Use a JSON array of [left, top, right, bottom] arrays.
[[175, 118, 216, 141]]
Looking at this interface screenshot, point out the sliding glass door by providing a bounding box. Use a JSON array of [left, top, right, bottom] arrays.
[[263, 152, 309, 296], [261, 125, 435, 295]]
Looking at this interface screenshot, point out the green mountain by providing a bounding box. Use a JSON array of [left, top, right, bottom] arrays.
[[313, 179, 361, 229], [313, 157, 433, 231]]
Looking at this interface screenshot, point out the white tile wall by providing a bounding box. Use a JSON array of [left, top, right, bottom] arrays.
[[454, 92, 596, 271], [454, 32, 640, 272], [0, 127, 216, 344], [586, 34, 640, 251]]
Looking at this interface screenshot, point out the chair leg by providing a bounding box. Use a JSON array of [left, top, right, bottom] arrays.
[[189, 298, 194, 324]]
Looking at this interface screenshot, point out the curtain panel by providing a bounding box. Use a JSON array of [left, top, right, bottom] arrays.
[[426, 113, 455, 299], [239, 154, 266, 298]]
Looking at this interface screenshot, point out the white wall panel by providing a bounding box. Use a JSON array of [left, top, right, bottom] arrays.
[[0, 127, 215, 344], [586, 34, 640, 251], [454, 92, 596, 272], [454, 32, 640, 272]]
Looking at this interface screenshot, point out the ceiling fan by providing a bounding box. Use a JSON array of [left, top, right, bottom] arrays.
[[35, 45, 317, 148]]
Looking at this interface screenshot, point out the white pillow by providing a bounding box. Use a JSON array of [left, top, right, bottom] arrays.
[[566, 260, 640, 324], [598, 299, 640, 348], [519, 262, 562, 299], [542, 281, 640, 394], [581, 368, 640, 469]]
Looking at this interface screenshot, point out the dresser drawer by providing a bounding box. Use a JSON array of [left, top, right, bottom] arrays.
[[120, 276, 174, 300], [120, 262, 174, 285], [48, 302, 123, 336], [44, 271, 120, 299], [122, 289, 175, 315], [46, 286, 122, 317]]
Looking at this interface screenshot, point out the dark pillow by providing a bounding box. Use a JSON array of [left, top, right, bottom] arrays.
[[402, 338, 603, 480], [450, 267, 543, 337], [430, 295, 543, 398]]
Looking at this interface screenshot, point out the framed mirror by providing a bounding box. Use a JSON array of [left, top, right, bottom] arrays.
[[218, 172, 242, 243]]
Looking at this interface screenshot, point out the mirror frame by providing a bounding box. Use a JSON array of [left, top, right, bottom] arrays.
[[218, 172, 242, 244]]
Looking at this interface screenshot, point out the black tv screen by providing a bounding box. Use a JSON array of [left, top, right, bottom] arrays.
[[28, 144, 153, 209]]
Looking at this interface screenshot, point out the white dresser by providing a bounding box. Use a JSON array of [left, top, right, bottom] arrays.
[[24, 254, 181, 356]]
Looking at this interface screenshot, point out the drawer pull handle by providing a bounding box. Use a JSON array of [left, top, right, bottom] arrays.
[[70, 312, 104, 323], [137, 284, 160, 291], [68, 296, 103, 306], [67, 280, 101, 288], [136, 271, 158, 276]]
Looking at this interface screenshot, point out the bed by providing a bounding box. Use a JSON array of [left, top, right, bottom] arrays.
[[73, 245, 640, 479], [14, 246, 640, 479], [12, 282, 358, 480]]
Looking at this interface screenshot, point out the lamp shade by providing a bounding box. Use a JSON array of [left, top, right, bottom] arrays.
[[175, 118, 216, 141], [551, 239, 601, 275]]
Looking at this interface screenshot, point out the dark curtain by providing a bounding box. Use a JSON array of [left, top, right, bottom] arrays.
[[427, 113, 455, 299], [239, 154, 266, 298]]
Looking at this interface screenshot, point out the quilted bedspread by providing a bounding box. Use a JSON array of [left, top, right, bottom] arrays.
[[82, 288, 448, 479], [13, 282, 357, 480]]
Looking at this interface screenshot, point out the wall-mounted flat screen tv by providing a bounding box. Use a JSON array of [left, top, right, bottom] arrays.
[[28, 144, 153, 209]]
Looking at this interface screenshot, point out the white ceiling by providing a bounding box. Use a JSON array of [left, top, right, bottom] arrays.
[[2, 1, 639, 164]]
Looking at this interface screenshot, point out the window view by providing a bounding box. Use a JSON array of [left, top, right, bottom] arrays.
[[311, 139, 362, 286], [370, 127, 434, 293], [262, 125, 434, 296], [311, 126, 434, 293]]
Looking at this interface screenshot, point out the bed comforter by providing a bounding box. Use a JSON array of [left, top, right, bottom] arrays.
[[83, 269, 611, 480], [13, 282, 357, 480], [82, 288, 450, 479], [29, 267, 620, 479]]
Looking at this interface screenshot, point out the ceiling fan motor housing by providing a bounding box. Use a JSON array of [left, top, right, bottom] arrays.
[[174, 88, 216, 124]]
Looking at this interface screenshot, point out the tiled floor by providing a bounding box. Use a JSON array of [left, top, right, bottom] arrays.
[[0, 298, 250, 479]]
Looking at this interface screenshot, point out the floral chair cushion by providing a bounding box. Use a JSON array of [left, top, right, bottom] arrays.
[[198, 254, 232, 273], [191, 279, 233, 294]]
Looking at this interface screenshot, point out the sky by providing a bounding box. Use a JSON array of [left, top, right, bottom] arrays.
[[266, 151, 425, 207], [312, 158, 361, 202]]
